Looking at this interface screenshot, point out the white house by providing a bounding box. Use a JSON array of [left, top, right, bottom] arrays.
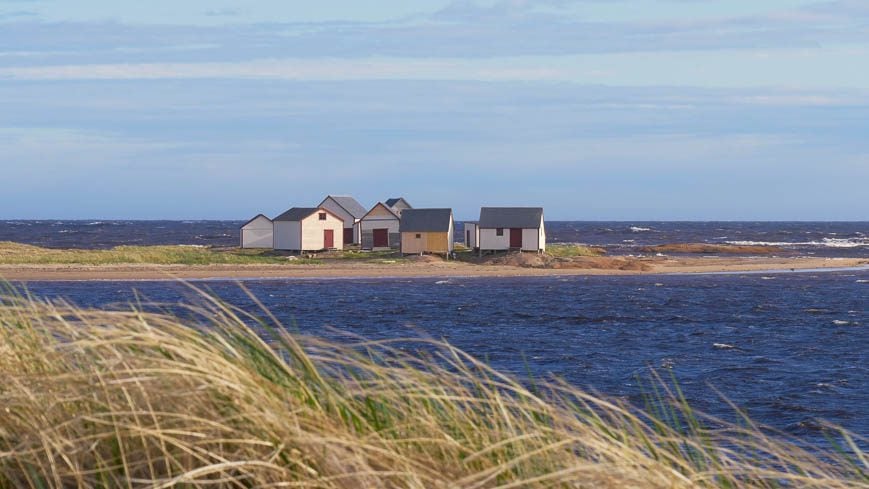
[[359, 202, 401, 250], [273, 207, 345, 252], [384, 197, 412, 216], [239, 214, 274, 249], [477, 207, 545, 253], [318, 195, 367, 245], [462, 221, 479, 250]]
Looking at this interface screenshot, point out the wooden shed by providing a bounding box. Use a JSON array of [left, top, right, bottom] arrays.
[[318, 195, 367, 245], [462, 221, 479, 250], [273, 207, 344, 252], [239, 214, 274, 249], [399, 208, 454, 256], [478, 207, 545, 253], [360, 202, 401, 250], [384, 197, 412, 216]]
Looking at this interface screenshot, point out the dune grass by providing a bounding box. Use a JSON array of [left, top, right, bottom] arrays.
[[546, 243, 607, 258], [0, 291, 866, 488], [0, 242, 321, 265]]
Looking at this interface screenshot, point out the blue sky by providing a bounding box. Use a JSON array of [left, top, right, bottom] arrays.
[[1, 1, 868, 220]]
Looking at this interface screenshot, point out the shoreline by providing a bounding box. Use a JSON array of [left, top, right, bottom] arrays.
[[2, 256, 867, 282]]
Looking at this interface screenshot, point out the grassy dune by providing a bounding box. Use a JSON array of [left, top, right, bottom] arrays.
[[0, 242, 320, 265], [546, 243, 607, 258], [0, 292, 866, 488]]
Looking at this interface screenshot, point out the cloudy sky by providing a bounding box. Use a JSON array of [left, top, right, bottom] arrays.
[[1, 1, 868, 220]]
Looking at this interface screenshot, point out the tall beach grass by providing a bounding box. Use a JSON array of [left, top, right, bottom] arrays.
[[0, 289, 866, 488]]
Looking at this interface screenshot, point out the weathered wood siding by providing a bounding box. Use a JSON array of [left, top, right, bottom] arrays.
[[240, 216, 274, 249], [401, 232, 452, 254], [300, 211, 344, 251]]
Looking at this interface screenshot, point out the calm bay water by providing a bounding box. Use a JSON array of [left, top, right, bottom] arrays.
[[20, 270, 869, 447]]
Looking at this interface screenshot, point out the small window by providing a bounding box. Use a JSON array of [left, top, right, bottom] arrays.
[[496, 228, 504, 236], [319, 212, 327, 220], [415, 233, 421, 239]]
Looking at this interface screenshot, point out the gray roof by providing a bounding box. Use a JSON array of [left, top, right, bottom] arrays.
[[385, 197, 411, 208], [399, 208, 453, 233], [273, 207, 320, 222], [321, 195, 367, 219], [478, 207, 544, 229]]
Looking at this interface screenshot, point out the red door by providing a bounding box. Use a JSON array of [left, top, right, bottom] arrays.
[[509, 228, 523, 248], [373, 228, 389, 247], [324, 229, 334, 249], [343, 228, 353, 244]]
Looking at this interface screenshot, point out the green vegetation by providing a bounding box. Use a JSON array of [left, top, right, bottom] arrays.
[[546, 243, 607, 257], [0, 242, 321, 265], [0, 292, 865, 488]]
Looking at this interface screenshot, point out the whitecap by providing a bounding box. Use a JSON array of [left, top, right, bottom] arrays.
[[435, 280, 451, 285], [630, 226, 652, 232], [714, 343, 736, 349], [856, 280, 868, 284], [832, 320, 852, 326]]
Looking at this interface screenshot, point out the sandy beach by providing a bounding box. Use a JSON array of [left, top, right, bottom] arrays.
[[2, 256, 866, 281]]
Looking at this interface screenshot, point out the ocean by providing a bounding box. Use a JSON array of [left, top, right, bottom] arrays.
[[2, 220, 868, 447], [2, 220, 868, 257]]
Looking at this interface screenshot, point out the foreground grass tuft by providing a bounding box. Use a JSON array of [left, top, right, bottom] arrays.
[[0, 292, 866, 488]]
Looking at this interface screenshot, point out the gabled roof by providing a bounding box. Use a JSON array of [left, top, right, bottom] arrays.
[[273, 207, 344, 223], [319, 195, 367, 219], [240, 213, 272, 228], [400, 208, 453, 233], [361, 202, 400, 221], [478, 207, 544, 229], [385, 197, 412, 209]]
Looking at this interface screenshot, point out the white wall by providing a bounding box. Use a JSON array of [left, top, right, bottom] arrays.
[[240, 216, 273, 248], [463, 222, 478, 248], [274, 221, 301, 250], [480, 227, 542, 251], [301, 211, 344, 251], [479, 228, 509, 250]]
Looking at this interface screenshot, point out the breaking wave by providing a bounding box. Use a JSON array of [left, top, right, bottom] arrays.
[[726, 238, 869, 248]]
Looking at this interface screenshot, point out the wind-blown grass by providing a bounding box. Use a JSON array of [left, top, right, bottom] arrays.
[[0, 291, 866, 488], [0, 242, 320, 265]]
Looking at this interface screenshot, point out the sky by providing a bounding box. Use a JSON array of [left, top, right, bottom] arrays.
[[1, 1, 868, 220]]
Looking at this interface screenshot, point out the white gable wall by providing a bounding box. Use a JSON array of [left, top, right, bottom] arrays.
[[300, 211, 344, 251], [319, 197, 361, 243], [240, 216, 274, 249]]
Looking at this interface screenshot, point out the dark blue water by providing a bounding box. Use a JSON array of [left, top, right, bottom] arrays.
[[2, 220, 867, 257], [19, 270, 868, 445]]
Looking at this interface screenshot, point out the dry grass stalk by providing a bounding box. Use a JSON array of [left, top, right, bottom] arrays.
[[0, 291, 866, 488]]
